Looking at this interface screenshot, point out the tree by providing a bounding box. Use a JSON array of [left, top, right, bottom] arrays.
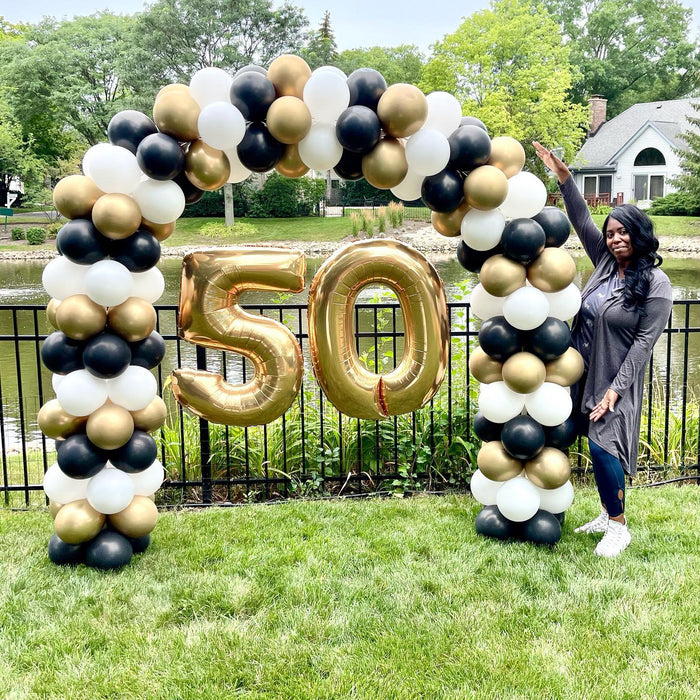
[[302, 10, 338, 69], [542, 0, 700, 116], [673, 102, 700, 204], [336, 46, 425, 86], [420, 0, 588, 165]]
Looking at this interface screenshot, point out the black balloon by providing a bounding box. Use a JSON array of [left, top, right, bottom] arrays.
[[421, 168, 464, 213], [525, 318, 571, 362], [478, 316, 522, 362], [56, 220, 112, 265], [130, 331, 166, 370], [107, 110, 158, 154], [57, 433, 109, 479], [110, 230, 161, 272], [174, 171, 205, 204], [85, 531, 133, 569], [230, 72, 276, 122], [333, 149, 365, 181], [553, 511, 566, 525], [347, 68, 387, 111], [48, 534, 85, 566], [41, 332, 84, 375], [456, 241, 501, 273], [545, 416, 578, 449], [521, 509, 562, 546], [501, 218, 546, 264], [475, 505, 514, 540], [110, 430, 157, 473], [128, 533, 151, 554], [237, 123, 284, 172], [501, 415, 545, 460], [448, 125, 492, 172], [336, 106, 381, 154], [459, 116, 488, 132], [82, 332, 131, 378], [473, 411, 503, 442], [136, 133, 185, 181], [533, 206, 571, 248]]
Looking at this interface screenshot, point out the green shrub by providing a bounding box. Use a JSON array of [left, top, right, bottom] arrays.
[[350, 212, 361, 236], [388, 201, 404, 228], [11, 227, 25, 241], [199, 221, 258, 238], [648, 192, 700, 216], [377, 208, 387, 233], [46, 222, 62, 239], [588, 202, 612, 215], [247, 173, 326, 218], [26, 227, 46, 245]]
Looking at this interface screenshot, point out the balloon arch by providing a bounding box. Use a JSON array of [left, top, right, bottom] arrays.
[[39, 54, 582, 568]]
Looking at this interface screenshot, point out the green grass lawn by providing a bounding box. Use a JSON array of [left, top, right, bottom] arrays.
[[1, 485, 699, 699], [591, 214, 700, 237]]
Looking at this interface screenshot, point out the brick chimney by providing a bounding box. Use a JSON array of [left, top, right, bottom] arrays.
[[588, 95, 607, 136]]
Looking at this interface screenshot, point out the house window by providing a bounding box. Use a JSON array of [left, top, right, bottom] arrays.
[[650, 175, 664, 199], [583, 175, 611, 198], [634, 148, 665, 166], [634, 174, 665, 200], [583, 177, 597, 196], [598, 176, 612, 196]]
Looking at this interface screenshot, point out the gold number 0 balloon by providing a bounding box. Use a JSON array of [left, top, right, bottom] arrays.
[[308, 240, 449, 419], [171, 249, 305, 426]]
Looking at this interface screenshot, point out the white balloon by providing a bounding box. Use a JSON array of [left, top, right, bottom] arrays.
[[470, 469, 504, 506], [87, 468, 135, 514], [537, 480, 574, 513], [460, 208, 506, 251], [223, 148, 252, 184], [108, 366, 158, 411], [423, 92, 463, 136], [303, 71, 349, 123], [85, 260, 133, 307], [313, 65, 347, 80], [52, 374, 65, 393], [496, 475, 541, 522], [390, 170, 424, 201], [82, 143, 142, 195], [131, 267, 165, 304], [544, 283, 582, 322], [502, 286, 550, 330], [525, 382, 573, 426], [500, 172, 548, 219], [469, 283, 505, 321], [298, 123, 343, 171], [478, 381, 526, 423], [130, 459, 165, 496], [198, 102, 246, 150], [56, 369, 109, 416], [42, 257, 88, 300], [405, 128, 450, 176], [189, 67, 233, 107], [43, 462, 89, 503], [132, 178, 185, 224]]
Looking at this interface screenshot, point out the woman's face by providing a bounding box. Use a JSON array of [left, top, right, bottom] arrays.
[[605, 217, 634, 264]]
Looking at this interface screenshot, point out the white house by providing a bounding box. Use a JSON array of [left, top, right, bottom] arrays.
[[569, 97, 699, 208]]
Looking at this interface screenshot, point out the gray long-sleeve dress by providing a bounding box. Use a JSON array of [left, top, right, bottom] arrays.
[[559, 177, 673, 475]]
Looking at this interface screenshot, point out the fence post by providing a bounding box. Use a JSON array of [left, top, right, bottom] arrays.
[[196, 345, 212, 503]]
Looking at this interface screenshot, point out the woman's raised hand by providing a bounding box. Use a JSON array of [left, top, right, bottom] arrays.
[[533, 142, 570, 184]]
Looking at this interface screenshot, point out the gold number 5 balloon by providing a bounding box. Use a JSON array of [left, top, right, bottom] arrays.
[[308, 240, 449, 419], [172, 249, 305, 426]]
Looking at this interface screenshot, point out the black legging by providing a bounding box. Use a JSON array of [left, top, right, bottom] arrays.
[[589, 439, 626, 518]]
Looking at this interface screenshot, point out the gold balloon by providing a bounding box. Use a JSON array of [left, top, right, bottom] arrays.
[[431, 202, 470, 238], [525, 447, 571, 489], [185, 140, 230, 191], [267, 54, 312, 99], [153, 89, 200, 142], [479, 255, 527, 297], [47, 298, 61, 330], [464, 165, 509, 210], [141, 218, 176, 242], [275, 144, 310, 178], [38, 399, 87, 439], [527, 248, 577, 293], [468, 346, 503, 384], [377, 83, 428, 138], [131, 396, 168, 432], [107, 297, 157, 342], [53, 175, 103, 220], [54, 499, 105, 545], [92, 193, 142, 240], [172, 249, 305, 427], [156, 83, 190, 101], [362, 138, 408, 190], [502, 352, 546, 394], [55, 294, 107, 340], [488, 136, 526, 178], [266, 96, 312, 145], [86, 403, 135, 450], [308, 240, 449, 419], [49, 501, 63, 520], [108, 495, 158, 538], [477, 441, 523, 481], [546, 347, 585, 387]]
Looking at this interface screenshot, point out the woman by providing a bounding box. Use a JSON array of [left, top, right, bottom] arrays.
[[533, 142, 673, 557]]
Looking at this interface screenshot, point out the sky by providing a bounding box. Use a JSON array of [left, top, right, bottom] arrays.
[[6, 0, 698, 53]]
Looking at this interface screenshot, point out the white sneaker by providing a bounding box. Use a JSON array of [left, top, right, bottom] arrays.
[[594, 519, 632, 557], [574, 509, 609, 534]]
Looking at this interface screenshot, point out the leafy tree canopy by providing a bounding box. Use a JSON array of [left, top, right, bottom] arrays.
[[301, 10, 338, 69], [336, 46, 425, 86]]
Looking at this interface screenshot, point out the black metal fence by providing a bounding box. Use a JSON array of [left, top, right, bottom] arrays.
[[1, 300, 698, 508]]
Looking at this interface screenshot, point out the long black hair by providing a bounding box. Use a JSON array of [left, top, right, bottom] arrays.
[[603, 204, 663, 310]]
